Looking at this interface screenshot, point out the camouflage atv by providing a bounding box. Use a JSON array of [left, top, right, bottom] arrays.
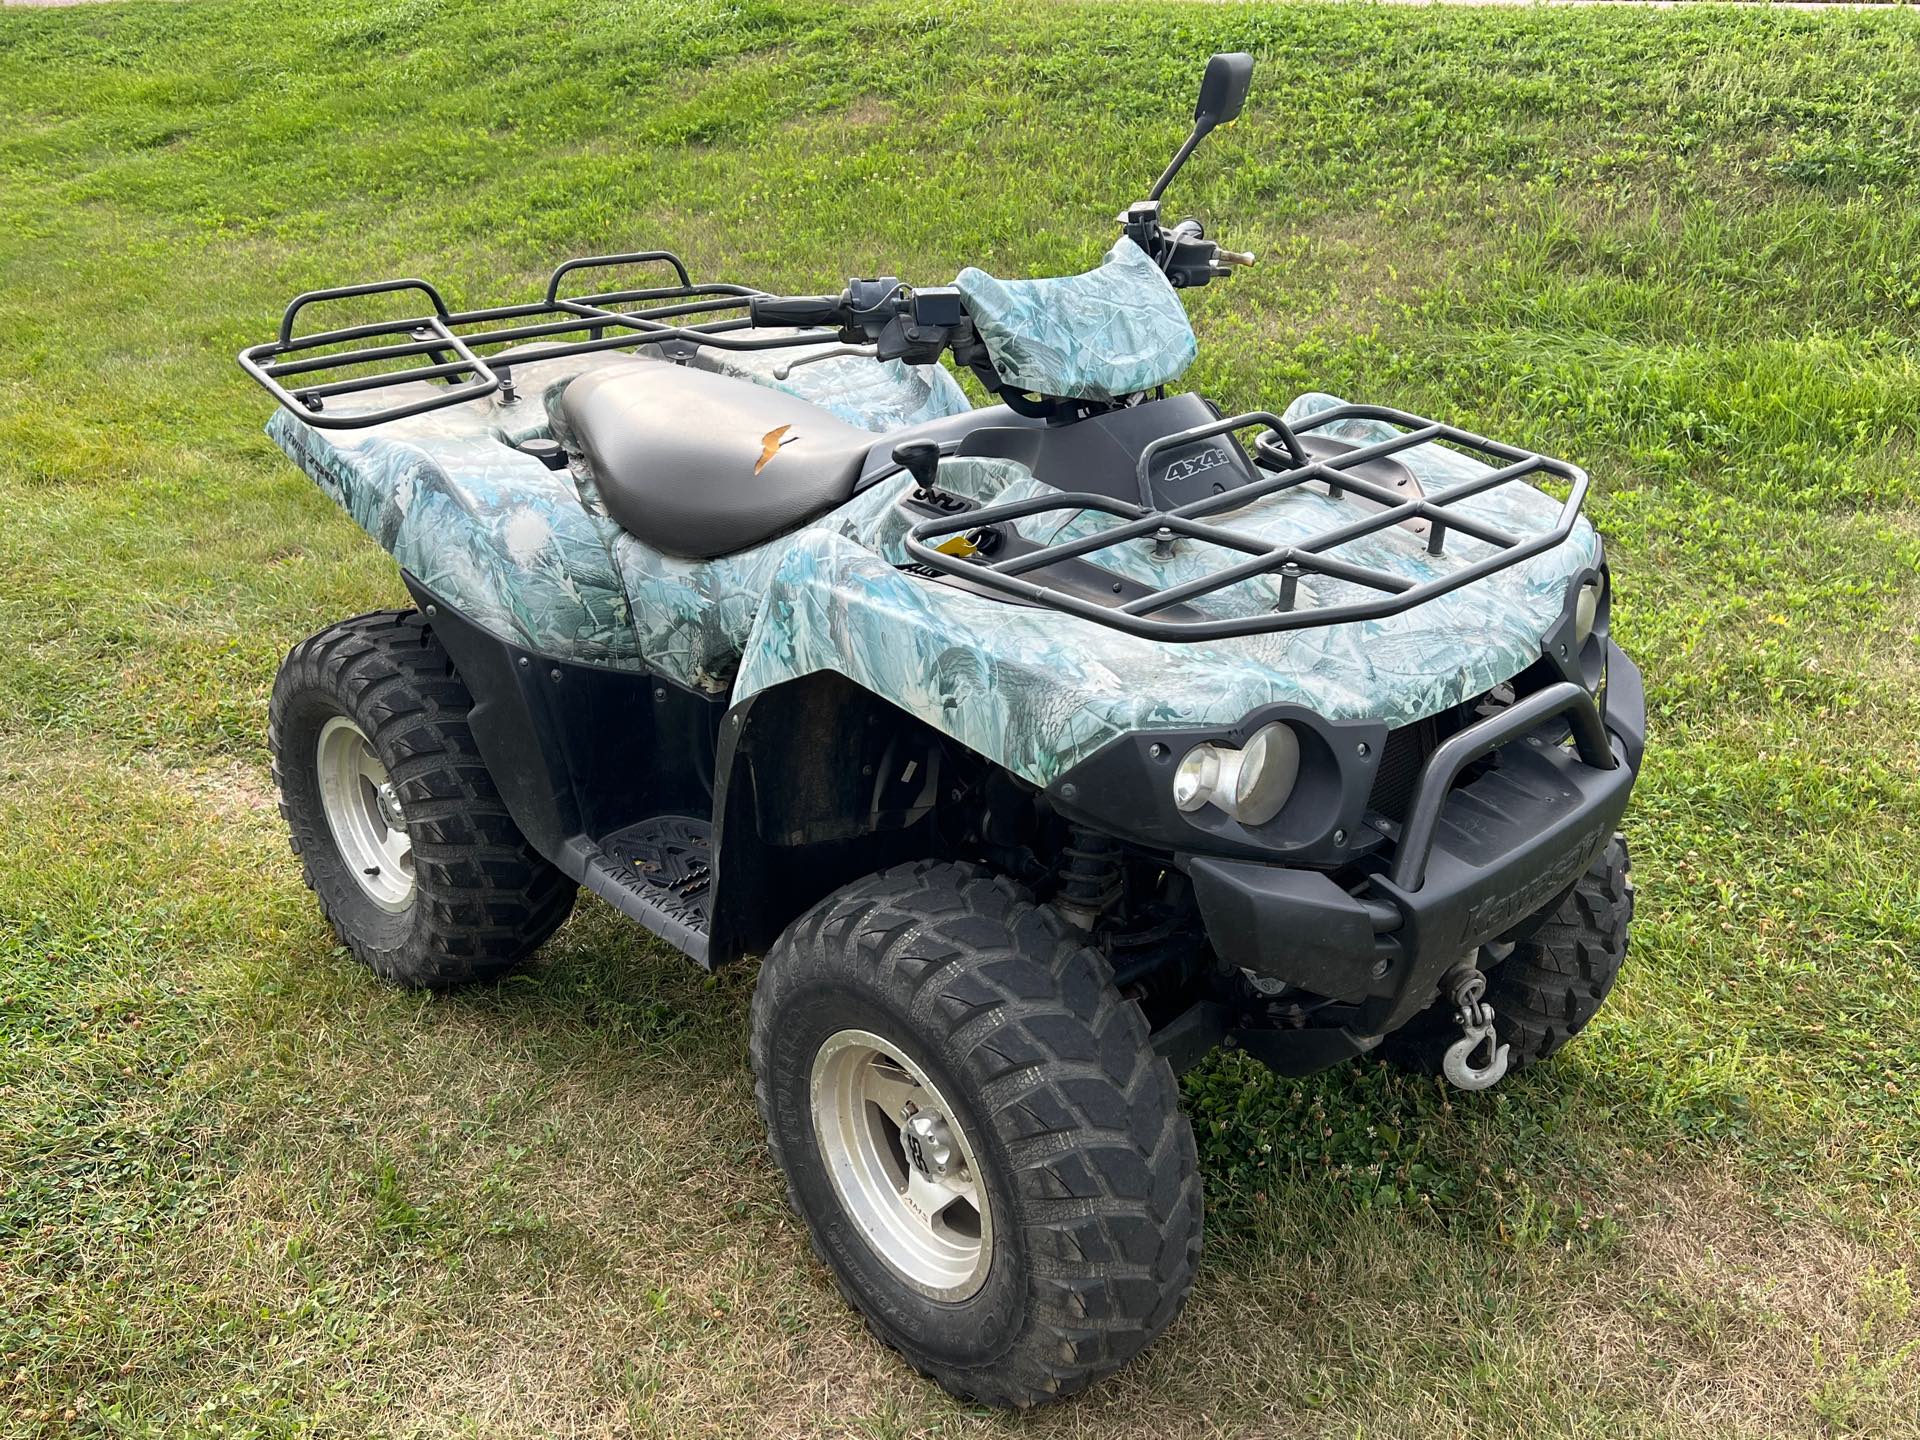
[[241, 54, 1642, 1407]]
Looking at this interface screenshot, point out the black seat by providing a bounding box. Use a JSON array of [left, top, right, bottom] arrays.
[[555, 356, 879, 560]]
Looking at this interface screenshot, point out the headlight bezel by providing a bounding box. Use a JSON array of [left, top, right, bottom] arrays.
[[1052, 702, 1394, 865], [1542, 559, 1612, 702]]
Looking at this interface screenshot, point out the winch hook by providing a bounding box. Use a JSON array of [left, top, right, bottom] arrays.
[[1439, 963, 1510, 1091]]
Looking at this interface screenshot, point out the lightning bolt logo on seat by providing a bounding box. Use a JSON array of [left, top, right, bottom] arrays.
[[755, 424, 798, 475]]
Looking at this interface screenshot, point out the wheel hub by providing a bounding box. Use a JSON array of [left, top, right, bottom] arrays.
[[315, 716, 415, 914], [810, 1029, 993, 1300], [902, 1110, 957, 1181], [376, 780, 406, 830]]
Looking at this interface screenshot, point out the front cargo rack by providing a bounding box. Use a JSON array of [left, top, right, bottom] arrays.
[[901, 407, 1590, 642], [238, 250, 830, 430]]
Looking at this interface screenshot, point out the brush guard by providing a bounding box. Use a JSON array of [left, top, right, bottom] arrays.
[[902, 406, 1590, 642]]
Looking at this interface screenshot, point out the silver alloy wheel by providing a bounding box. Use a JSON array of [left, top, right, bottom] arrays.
[[315, 715, 415, 913], [809, 1028, 994, 1299]]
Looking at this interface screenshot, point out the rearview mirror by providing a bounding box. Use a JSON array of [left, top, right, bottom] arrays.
[[1146, 51, 1257, 202], [1195, 52, 1254, 131]]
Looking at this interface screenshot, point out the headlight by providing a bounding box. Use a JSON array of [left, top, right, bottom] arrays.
[[1172, 745, 1223, 812], [1570, 573, 1609, 701], [1573, 576, 1603, 647], [1172, 722, 1301, 826]]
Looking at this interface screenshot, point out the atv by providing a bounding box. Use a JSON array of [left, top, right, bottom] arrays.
[[240, 53, 1643, 1406]]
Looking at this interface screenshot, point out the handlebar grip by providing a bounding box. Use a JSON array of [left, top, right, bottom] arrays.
[[749, 294, 848, 329]]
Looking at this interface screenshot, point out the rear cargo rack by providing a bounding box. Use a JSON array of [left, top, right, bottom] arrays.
[[238, 250, 828, 430], [902, 406, 1589, 642]]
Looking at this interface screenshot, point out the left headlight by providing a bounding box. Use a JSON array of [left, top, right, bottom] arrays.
[[1171, 721, 1301, 826]]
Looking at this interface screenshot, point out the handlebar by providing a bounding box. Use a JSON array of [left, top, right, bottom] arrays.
[[747, 293, 849, 329], [741, 225, 1253, 392], [746, 280, 964, 373]]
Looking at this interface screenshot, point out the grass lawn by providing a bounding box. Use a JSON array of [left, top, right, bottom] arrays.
[[2, 0, 1918, 1435]]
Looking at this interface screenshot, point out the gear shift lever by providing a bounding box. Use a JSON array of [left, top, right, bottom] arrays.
[[892, 440, 943, 501]]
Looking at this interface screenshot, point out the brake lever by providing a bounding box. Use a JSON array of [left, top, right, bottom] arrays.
[[772, 345, 879, 380]]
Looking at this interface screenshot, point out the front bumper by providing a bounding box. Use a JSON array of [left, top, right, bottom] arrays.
[[1187, 641, 1646, 1043]]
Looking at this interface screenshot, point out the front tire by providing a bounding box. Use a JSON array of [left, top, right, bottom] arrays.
[[750, 861, 1201, 1407], [269, 610, 576, 988]]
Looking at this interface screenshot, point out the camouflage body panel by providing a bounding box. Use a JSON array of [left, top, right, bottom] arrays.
[[731, 425, 1602, 786], [954, 239, 1198, 402], [268, 341, 969, 679], [604, 477, 908, 691], [270, 401, 640, 666], [272, 352, 1599, 785]]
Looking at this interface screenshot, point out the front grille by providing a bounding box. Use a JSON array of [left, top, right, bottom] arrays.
[[1367, 686, 1515, 825], [1368, 717, 1437, 825]]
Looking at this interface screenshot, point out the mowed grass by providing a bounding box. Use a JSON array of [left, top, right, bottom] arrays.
[[1, 0, 1917, 1435]]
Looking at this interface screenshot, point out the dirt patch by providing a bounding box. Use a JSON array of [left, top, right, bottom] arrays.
[[1569, 1169, 1920, 1437], [0, 741, 277, 831], [839, 97, 891, 128], [168, 758, 277, 824], [779, 96, 893, 134]]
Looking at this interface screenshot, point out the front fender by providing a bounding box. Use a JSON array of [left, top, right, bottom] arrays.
[[729, 528, 1574, 790]]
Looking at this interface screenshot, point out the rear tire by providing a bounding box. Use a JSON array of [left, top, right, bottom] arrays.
[[269, 610, 576, 988], [750, 861, 1201, 1407], [1385, 833, 1633, 1076]]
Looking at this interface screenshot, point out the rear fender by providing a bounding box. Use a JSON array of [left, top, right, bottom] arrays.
[[269, 409, 639, 665]]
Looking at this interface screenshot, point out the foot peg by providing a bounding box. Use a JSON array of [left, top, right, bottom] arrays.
[[1439, 964, 1510, 1091]]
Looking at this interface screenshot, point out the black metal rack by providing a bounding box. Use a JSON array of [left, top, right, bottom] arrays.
[[238, 250, 828, 430], [902, 406, 1590, 642]]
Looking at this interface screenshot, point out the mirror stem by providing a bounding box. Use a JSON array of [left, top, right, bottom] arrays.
[[1147, 121, 1211, 203]]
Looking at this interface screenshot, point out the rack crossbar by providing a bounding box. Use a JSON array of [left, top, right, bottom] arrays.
[[238, 250, 839, 430], [260, 289, 761, 380], [905, 404, 1589, 642]]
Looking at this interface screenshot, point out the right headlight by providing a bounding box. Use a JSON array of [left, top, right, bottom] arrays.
[[1171, 721, 1301, 826], [1569, 572, 1610, 702], [1574, 576, 1603, 647]]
